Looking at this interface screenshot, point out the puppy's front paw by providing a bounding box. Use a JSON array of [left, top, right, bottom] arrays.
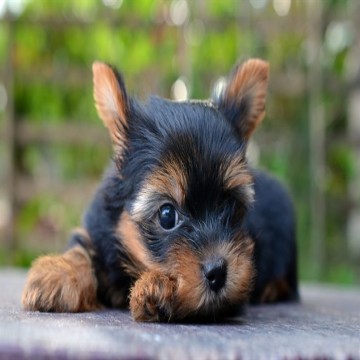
[[22, 247, 99, 312], [129, 271, 177, 322]]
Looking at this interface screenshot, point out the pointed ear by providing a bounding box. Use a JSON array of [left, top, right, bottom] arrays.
[[92, 61, 129, 154], [216, 59, 269, 140]]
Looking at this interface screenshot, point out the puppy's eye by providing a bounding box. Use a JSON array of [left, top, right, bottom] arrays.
[[159, 204, 179, 230]]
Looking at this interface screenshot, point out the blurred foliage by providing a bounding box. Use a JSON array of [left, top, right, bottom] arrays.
[[0, 0, 359, 284]]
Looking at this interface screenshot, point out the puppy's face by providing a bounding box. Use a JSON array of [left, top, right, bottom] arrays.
[[92, 59, 269, 317]]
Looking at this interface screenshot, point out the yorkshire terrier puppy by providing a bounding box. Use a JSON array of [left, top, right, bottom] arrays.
[[22, 58, 298, 322]]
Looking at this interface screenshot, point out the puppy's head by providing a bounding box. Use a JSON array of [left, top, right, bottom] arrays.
[[92, 59, 269, 318]]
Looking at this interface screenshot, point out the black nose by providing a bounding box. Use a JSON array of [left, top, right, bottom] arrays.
[[203, 258, 227, 292]]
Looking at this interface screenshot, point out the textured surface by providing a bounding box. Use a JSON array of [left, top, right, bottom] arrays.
[[1, 268, 360, 360]]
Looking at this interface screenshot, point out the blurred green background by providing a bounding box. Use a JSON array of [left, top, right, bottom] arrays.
[[0, 0, 360, 285]]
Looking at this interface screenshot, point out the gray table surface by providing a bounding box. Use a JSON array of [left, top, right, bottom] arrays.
[[0, 268, 359, 360]]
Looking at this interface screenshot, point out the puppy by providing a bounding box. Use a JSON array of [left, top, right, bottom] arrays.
[[22, 59, 298, 322]]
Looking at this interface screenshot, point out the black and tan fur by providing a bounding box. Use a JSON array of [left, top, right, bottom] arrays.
[[22, 59, 298, 322]]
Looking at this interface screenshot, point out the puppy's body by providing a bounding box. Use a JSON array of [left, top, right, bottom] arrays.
[[22, 59, 298, 321]]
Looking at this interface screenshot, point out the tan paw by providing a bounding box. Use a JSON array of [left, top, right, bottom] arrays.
[[129, 271, 177, 322], [22, 247, 99, 312]]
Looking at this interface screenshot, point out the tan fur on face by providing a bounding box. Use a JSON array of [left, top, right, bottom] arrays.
[[223, 59, 269, 139], [215, 239, 255, 305], [152, 160, 187, 205], [131, 160, 187, 221], [152, 236, 255, 319], [223, 157, 254, 203], [163, 246, 205, 317], [117, 211, 150, 277], [92, 62, 128, 155], [22, 245, 99, 312]]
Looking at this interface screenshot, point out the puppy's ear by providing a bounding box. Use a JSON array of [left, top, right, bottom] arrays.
[[216, 59, 269, 140], [92, 61, 129, 154]]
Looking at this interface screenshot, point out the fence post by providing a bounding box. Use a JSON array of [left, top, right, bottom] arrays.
[[347, 2, 360, 277], [307, 0, 326, 279], [3, 15, 16, 262]]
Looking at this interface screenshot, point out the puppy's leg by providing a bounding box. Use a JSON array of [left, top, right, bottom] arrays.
[[129, 271, 177, 322], [22, 229, 99, 312]]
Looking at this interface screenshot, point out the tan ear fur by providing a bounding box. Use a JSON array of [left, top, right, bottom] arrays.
[[92, 61, 128, 152], [219, 59, 269, 140]]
